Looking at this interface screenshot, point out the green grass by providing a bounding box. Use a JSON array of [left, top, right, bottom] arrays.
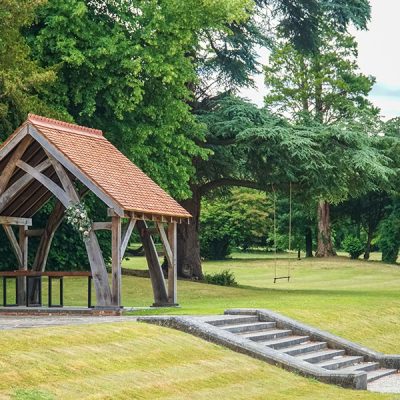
[[2, 253, 400, 399], [1, 322, 398, 400], [4, 253, 399, 353]]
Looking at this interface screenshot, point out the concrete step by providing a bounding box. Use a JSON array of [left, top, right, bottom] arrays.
[[367, 368, 398, 382], [205, 315, 259, 327], [283, 341, 327, 356], [241, 328, 292, 342], [317, 355, 364, 370], [262, 335, 310, 350], [222, 321, 276, 334], [297, 349, 346, 364], [338, 362, 380, 373]]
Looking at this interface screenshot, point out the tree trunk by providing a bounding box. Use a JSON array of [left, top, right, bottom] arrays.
[[315, 200, 336, 257], [177, 188, 203, 279], [305, 226, 313, 257], [364, 227, 373, 260]]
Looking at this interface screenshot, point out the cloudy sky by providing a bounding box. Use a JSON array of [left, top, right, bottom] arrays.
[[241, 0, 400, 120]]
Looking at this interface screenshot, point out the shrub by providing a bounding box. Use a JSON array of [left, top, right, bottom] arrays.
[[342, 236, 364, 259], [203, 270, 237, 286]]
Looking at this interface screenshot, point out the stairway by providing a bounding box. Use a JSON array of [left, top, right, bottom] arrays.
[[204, 314, 397, 383]]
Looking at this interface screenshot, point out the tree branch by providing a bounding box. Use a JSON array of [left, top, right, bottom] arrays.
[[199, 178, 261, 195], [195, 137, 238, 147]]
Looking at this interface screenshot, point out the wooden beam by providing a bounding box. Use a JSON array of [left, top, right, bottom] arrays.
[[0, 159, 52, 213], [167, 222, 178, 304], [44, 151, 79, 202], [17, 225, 28, 305], [110, 209, 191, 224], [0, 216, 32, 226], [26, 229, 44, 237], [16, 160, 71, 207], [2, 225, 23, 266], [120, 218, 136, 260], [156, 222, 173, 267], [85, 230, 113, 307], [0, 136, 32, 193], [29, 125, 125, 216], [32, 201, 65, 272], [111, 216, 122, 307], [137, 220, 168, 305], [92, 222, 112, 231], [0, 124, 29, 161]]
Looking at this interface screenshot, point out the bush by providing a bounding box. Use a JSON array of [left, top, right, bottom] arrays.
[[203, 270, 237, 286], [342, 236, 364, 259]]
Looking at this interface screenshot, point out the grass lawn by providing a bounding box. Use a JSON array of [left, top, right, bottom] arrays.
[[120, 253, 400, 354], [1, 322, 398, 400], [2, 253, 400, 399]]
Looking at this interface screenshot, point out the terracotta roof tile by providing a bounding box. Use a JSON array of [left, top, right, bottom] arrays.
[[27, 115, 191, 219]]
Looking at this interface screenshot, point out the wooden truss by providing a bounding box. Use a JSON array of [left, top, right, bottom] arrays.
[[0, 124, 181, 308]]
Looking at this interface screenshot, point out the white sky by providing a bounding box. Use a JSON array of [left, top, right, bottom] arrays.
[[240, 0, 400, 120]]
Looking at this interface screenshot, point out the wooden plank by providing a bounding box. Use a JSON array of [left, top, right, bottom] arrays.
[[17, 225, 28, 305], [26, 229, 44, 237], [85, 230, 113, 307], [0, 159, 52, 213], [2, 225, 23, 266], [137, 220, 168, 305], [16, 160, 71, 207], [120, 218, 136, 260], [29, 125, 125, 216], [0, 135, 32, 193], [156, 222, 173, 266], [111, 216, 122, 307], [167, 222, 178, 304], [92, 222, 112, 231], [0, 216, 32, 226]]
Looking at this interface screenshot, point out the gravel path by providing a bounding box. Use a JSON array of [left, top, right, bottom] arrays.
[[368, 374, 400, 393], [0, 315, 138, 330]]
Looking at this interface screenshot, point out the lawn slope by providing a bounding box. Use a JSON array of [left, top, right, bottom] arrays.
[[0, 322, 397, 400]]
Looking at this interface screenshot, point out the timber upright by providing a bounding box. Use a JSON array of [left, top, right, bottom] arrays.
[[0, 114, 191, 314]]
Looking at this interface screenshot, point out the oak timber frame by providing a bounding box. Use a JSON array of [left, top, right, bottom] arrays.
[[0, 124, 184, 309]]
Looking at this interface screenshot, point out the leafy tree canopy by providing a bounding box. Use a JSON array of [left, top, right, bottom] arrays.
[[200, 188, 273, 259], [0, 0, 57, 139], [27, 0, 255, 198]]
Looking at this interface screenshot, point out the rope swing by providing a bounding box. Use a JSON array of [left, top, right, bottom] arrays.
[[273, 182, 292, 283]]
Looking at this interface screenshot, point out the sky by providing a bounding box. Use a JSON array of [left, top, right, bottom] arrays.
[[240, 0, 400, 120]]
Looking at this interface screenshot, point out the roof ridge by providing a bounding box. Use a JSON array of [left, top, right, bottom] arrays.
[[28, 114, 103, 137]]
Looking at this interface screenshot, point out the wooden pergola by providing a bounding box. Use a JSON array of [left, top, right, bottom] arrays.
[[0, 114, 191, 309]]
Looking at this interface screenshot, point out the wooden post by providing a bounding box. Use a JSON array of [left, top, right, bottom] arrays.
[[111, 216, 122, 307], [167, 222, 178, 304], [137, 220, 168, 305], [17, 225, 28, 305], [85, 231, 112, 307]]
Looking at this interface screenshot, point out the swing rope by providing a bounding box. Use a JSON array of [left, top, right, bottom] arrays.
[[273, 182, 292, 283]]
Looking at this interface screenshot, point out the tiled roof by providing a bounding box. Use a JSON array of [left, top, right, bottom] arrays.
[[26, 114, 191, 219]]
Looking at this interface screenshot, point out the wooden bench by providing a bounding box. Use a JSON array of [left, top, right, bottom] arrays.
[[0, 271, 93, 308]]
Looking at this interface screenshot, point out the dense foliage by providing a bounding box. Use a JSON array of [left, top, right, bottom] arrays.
[[2, 0, 400, 274], [200, 189, 273, 259]]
